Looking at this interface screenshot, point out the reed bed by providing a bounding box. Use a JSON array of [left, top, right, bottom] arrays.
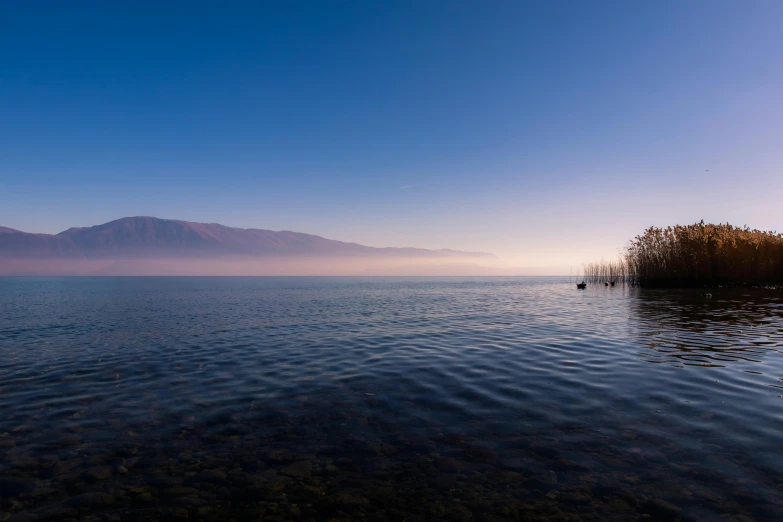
[[582, 221, 783, 288], [583, 259, 630, 285]]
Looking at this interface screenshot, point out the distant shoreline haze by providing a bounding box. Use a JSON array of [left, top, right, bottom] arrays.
[[0, 216, 554, 276]]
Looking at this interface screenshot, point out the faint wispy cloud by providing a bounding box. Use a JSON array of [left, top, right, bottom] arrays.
[[400, 184, 418, 189]]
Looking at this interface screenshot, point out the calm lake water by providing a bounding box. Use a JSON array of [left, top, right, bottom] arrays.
[[1, 277, 781, 521]]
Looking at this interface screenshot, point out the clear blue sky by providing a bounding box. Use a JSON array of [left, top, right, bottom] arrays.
[[1, 1, 781, 269]]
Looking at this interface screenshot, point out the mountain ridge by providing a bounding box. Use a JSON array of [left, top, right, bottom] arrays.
[[0, 216, 496, 260]]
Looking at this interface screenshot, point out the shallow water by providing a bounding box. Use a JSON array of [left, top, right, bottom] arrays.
[[0, 277, 781, 521]]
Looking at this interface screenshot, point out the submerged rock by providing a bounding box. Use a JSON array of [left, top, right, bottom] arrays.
[[0, 478, 34, 497], [7, 514, 40, 522], [280, 460, 312, 479], [83, 466, 112, 481], [66, 492, 115, 507]]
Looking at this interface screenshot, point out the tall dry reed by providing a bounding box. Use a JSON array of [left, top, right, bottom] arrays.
[[583, 221, 783, 287], [582, 258, 630, 284], [623, 221, 783, 287]]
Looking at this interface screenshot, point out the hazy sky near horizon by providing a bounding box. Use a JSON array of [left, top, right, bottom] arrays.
[[1, 1, 781, 269]]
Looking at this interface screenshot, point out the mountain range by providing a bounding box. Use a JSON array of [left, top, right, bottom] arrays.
[[0, 217, 500, 275], [0, 216, 495, 259]]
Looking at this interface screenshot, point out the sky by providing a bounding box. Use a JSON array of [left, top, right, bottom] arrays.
[[1, 1, 781, 270]]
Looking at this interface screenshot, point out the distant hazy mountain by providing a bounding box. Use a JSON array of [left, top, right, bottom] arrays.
[[0, 216, 496, 261]]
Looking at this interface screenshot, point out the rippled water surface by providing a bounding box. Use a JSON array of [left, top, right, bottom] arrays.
[[1, 277, 782, 521]]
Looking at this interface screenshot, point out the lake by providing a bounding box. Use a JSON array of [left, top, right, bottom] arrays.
[[0, 277, 781, 521]]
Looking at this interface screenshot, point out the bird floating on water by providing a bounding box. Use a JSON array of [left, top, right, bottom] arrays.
[[577, 281, 587, 289]]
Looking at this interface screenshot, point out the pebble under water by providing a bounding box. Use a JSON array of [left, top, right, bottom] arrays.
[[0, 276, 782, 522]]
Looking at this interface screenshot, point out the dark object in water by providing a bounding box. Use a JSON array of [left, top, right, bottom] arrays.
[[610, 281, 616, 287], [605, 282, 609, 286], [577, 282, 587, 289]]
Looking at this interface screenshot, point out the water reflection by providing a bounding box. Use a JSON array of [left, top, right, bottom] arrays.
[[0, 277, 782, 521], [631, 288, 783, 368]]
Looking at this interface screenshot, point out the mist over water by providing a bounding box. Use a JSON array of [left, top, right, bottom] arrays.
[[0, 255, 515, 276], [1, 277, 781, 521]]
